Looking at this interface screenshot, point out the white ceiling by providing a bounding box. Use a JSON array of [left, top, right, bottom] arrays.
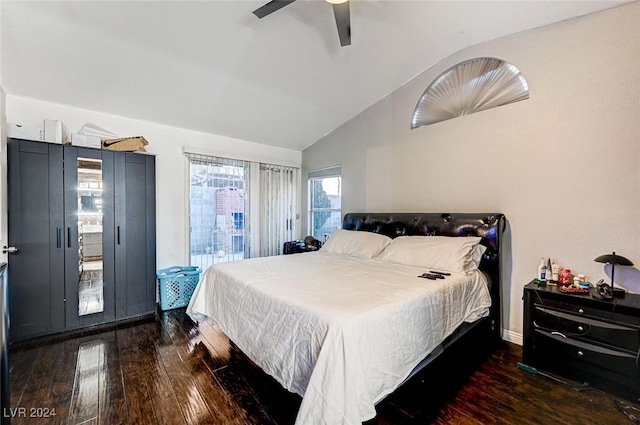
[[0, 1, 629, 150]]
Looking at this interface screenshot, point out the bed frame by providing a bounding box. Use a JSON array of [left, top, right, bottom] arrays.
[[342, 212, 506, 384]]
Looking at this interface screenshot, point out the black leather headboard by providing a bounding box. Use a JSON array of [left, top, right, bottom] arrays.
[[342, 212, 505, 338]]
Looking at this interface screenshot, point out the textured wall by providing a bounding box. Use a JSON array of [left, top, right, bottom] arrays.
[[303, 3, 640, 343]]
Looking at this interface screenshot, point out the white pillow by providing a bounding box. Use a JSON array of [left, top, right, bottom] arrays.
[[471, 243, 488, 269], [376, 235, 483, 273], [320, 229, 392, 259]]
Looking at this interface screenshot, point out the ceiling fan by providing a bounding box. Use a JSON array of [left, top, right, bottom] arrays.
[[253, 0, 351, 47]]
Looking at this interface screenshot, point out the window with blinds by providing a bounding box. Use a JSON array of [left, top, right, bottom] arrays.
[[308, 166, 342, 242]]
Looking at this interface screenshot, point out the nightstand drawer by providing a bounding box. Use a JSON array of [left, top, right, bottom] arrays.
[[534, 298, 640, 327], [533, 306, 640, 352], [535, 329, 639, 377]]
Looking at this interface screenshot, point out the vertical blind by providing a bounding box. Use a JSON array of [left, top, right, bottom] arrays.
[[258, 163, 299, 257]]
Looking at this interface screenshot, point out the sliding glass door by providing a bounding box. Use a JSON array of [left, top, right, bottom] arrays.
[[188, 152, 300, 267], [188, 154, 249, 271]]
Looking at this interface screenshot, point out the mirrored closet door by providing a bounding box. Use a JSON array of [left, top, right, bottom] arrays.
[[64, 147, 115, 329], [77, 157, 104, 316]]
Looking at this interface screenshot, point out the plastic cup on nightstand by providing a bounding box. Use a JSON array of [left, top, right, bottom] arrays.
[[559, 269, 571, 286]]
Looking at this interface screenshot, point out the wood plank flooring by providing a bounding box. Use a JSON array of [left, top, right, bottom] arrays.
[[8, 308, 637, 425]]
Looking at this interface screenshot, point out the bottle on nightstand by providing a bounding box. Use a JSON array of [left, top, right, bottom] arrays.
[[538, 257, 547, 281], [551, 263, 560, 282]]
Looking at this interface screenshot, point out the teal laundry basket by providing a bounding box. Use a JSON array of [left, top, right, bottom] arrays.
[[157, 266, 201, 310]]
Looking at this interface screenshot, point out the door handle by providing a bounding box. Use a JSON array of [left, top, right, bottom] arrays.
[[117, 226, 121, 245], [2, 246, 18, 254], [56, 227, 62, 248], [67, 227, 71, 248]]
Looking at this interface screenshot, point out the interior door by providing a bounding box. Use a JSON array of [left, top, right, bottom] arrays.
[[7, 139, 65, 341]]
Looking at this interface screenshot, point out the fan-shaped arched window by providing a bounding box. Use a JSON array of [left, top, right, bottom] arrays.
[[411, 57, 529, 128]]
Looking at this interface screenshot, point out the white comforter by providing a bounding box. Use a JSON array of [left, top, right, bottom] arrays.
[[186, 251, 491, 425]]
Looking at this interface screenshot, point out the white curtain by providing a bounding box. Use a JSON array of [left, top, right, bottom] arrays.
[[258, 163, 299, 257]]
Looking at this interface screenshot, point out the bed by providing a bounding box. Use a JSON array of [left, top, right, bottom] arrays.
[[187, 212, 505, 425]]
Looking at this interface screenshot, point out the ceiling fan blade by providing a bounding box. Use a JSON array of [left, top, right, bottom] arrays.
[[332, 1, 351, 46], [253, 0, 297, 19]]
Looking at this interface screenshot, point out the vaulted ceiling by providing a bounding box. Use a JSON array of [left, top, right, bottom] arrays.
[[0, 1, 628, 150]]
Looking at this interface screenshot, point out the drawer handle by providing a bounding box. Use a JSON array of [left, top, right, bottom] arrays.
[[578, 309, 585, 314], [577, 326, 584, 332], [551, 332, 567, 339], [577, 351, 584, 357]]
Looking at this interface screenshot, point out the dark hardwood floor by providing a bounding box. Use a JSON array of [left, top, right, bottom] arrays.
[[8, 308, 636, 425]]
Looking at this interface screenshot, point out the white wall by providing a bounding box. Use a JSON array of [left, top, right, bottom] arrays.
[[303, 3, 640, 344], [6, 96, 302, 268]]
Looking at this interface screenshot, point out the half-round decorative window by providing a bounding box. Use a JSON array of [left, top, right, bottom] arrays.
[[411, 57, 529, 128]]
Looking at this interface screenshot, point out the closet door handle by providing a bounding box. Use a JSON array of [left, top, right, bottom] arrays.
[[117, 226, 121, 245], [56, 227, 61, 248], [67, 227, 71, 248]]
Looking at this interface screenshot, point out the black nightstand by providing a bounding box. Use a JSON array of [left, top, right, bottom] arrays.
[[283, 240, 319, 255], [523, 281, 640, 401]]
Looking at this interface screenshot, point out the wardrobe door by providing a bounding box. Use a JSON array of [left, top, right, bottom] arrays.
[[63, 146, 115, 329], [114, 153, 156, 319], [7, 139, 64, 341]]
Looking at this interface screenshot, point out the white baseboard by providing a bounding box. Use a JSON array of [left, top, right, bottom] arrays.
[[502, 329, 523, 345]]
